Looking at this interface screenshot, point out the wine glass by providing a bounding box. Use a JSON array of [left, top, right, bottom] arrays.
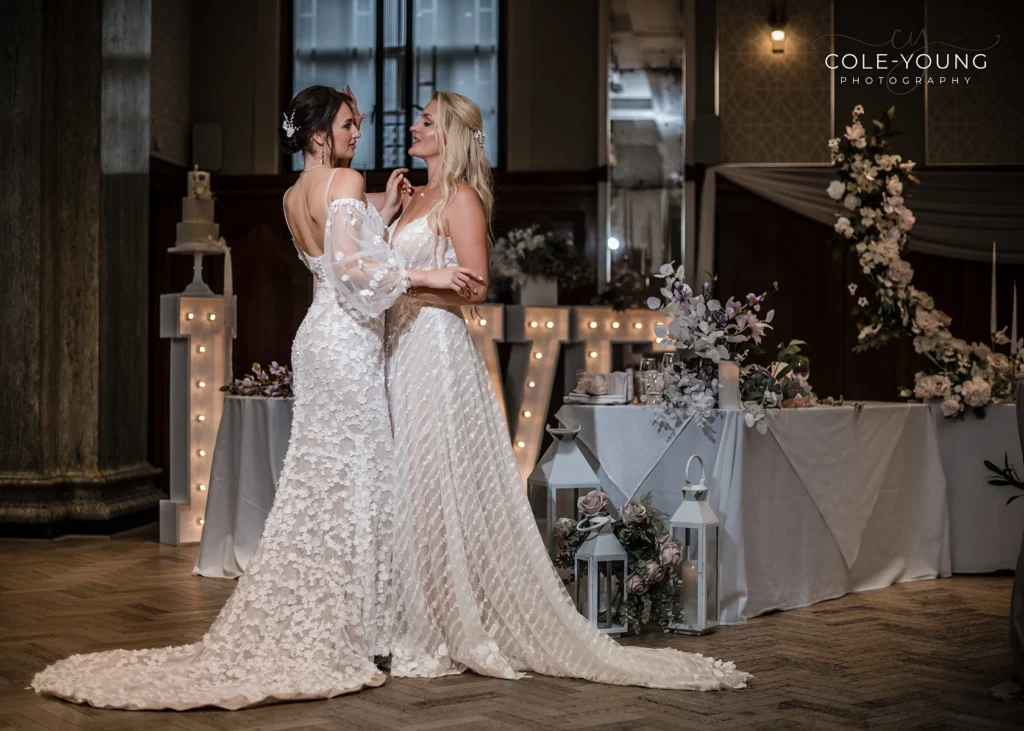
[[661, 351, 677, 373], [639, 357, 661, 405], [791, 357, 810, 382]]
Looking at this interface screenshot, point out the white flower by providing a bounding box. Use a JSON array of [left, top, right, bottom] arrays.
[[961, 376, 992, 408], [848, 283, 858, 295], [875, 154, 896, 171], [858, 296, 869, 307], [858, 323, 881, 341], [887, 259, 913, 289], [834, 217, 854, 237], [973, 342, 992, 360], [845, 121, 867, 148], [896, 207, 916, 232], [914, 373, 951, 400], [828, 137, 840, 151], [940, 397, 962, 417], [859, 207, 877, 224], [853, 104, 864, 116], [886, 176, 903, 196], [899, 160, 916, 172], [827, 180, 846, 200], [844, 193, 861, 211]]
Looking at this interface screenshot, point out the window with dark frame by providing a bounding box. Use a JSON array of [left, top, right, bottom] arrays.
[[292, 0, 499, 172]]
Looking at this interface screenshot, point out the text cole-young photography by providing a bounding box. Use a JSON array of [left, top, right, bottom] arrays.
[[2, 0, 1024, 728]]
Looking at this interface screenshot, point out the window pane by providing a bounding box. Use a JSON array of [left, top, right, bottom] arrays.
[[293, 0, 377, 170], [412, 0, 499, 168]]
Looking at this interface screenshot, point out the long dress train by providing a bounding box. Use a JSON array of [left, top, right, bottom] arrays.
[[383, 213, 750, 690], [30, 180, 409, 710]]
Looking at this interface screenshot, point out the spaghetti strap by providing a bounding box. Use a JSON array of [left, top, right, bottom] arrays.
[[325, 168, 340, 210], [281, 190, 307, 264]]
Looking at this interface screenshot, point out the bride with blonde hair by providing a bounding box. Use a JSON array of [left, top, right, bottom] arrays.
[[361, 91, 751, 689]]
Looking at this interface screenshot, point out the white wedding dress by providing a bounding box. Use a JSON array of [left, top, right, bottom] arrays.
[[383, 210, 751, 690], [31, 175, 410, 710]]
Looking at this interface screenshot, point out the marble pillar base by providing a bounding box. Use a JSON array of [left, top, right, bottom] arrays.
[[0, 463, 163, 538]]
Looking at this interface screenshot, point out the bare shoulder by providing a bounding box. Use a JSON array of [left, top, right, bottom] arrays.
[[445, 183, 485, 222], [327, 167, 365, 202]]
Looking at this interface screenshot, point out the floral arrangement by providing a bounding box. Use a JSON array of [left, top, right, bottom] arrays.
[[592, 264, 648, 312], [491, 225, 593, 291], [827, 104, 1021, 418], [552, 490, 684, 634], [985, 454, 1024, 506], [220, 361, 293, 398], [739, 341, 817, 433]]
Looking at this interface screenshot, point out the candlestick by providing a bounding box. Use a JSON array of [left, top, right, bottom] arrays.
[[1012, 282, 1018, 355], [991, 242, 997, 335]]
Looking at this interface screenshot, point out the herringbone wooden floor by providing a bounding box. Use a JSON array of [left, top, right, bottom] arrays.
[[1, 525, 1020, 730]]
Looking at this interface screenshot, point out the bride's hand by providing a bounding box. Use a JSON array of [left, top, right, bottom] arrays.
[[343, 85, 368, 128], [412, 267, 486, 299], [382, 168, 413, 216]]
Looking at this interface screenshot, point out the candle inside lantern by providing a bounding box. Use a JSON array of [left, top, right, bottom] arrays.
[[681, 559, 699, 622], [991, 242, 998, 335]]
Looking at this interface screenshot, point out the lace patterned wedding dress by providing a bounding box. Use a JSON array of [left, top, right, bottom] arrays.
[[31, 178, 410, 710], [383, 212, 751, 691]]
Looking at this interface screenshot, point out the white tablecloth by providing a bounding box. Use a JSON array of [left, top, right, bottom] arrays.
[[930, 403, 1024, 573], [193, 396, 294, 578], [555, 403, 952, 624]]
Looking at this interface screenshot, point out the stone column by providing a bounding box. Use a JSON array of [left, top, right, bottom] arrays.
[[0, 0, 160, 537]]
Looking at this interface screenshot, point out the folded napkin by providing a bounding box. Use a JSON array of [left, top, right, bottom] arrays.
[[567, 371, 633, 405], [564, 393, 630, 405]]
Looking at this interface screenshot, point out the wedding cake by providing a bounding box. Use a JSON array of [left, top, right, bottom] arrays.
[[172, 166, 227, 251]]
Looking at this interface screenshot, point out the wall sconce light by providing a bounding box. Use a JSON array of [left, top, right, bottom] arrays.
[[769, 2, 786, 53]]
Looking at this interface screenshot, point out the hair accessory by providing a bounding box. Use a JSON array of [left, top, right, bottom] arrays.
[[282, 111, 298, 139], [473, 129, 486, 146]]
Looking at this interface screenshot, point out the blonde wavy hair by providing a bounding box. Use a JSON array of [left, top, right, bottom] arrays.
[[428, 91, 494, 240]]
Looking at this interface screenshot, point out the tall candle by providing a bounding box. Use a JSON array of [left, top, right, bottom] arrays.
[[1012, 282, 1018, 355], [991, 242, 998, 335], [681, 560, 699, 624]]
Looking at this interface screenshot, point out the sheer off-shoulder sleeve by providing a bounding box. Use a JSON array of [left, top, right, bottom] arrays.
[[323, 198, 410, 317]]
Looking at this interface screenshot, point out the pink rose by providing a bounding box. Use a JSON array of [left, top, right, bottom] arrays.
[[659, 540, 683, 568], [625, 573, 649, 596], [577, 490, 610, 517], [620, 499, 647, 525], [642, 560, 667, 585]]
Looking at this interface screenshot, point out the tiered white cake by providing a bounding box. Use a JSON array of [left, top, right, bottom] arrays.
[[173, 166, 227, 251]]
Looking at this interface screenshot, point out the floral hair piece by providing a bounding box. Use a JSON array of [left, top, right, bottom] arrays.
[[473, 129, 486, 146], [282, 111, 298, 139]]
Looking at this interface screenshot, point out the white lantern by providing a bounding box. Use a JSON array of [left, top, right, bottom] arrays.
[[573, 515, 628, 636], [668, 455, 720, 634], [527, 425, 603, 551]]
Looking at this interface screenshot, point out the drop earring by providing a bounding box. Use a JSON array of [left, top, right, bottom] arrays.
[[319, 144, 325, 167]]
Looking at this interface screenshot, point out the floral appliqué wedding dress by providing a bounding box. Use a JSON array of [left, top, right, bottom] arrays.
[[383, 211, 750, 691], [31, 175, 410, 710]]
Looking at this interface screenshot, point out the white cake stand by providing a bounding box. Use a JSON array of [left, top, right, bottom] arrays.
[[168, 242, 230, 296]]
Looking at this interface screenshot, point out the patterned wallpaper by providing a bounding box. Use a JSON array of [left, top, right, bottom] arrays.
[[717, 0, 832, 163], [150, 0, 191, 167], [926, 2, 1024, 164]]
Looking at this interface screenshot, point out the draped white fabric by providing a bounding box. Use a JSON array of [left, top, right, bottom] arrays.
[[931, 403, 1024, 573], [695, 164, 1024, 280], [193, 396, 294, 579], [557, 404, 952, 625]]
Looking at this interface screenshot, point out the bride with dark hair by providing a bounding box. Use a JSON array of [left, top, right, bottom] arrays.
[[30, 85, 482, 712]]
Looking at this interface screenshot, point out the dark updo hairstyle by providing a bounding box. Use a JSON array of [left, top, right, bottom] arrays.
[[279, 85, 356, 165]]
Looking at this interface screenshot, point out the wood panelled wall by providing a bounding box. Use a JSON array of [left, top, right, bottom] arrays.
[[714, 177, 1024, 403]]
